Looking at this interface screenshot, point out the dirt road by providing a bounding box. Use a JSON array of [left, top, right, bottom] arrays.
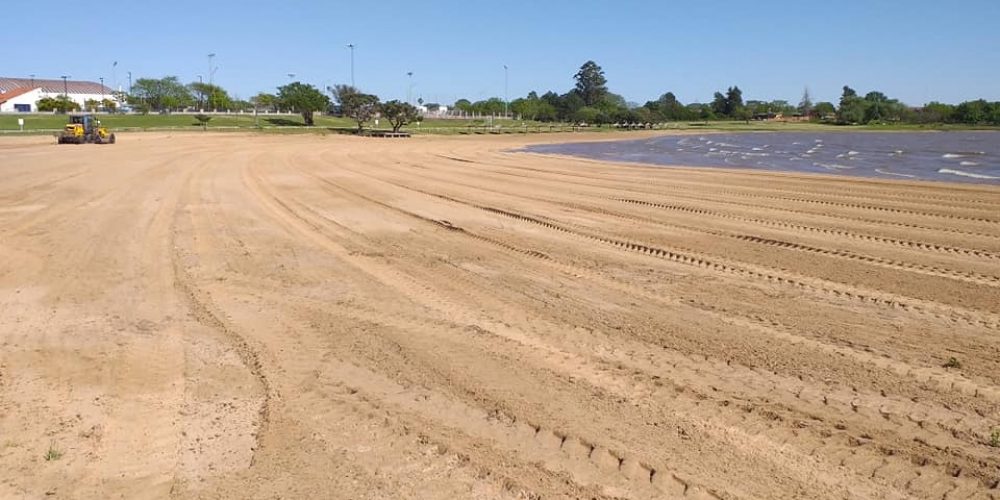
[[1, 132, 998, 499]]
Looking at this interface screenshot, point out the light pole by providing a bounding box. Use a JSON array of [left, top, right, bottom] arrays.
[[30, 74, 35, 89], [407, 71, 413, 104], [99, 77, 105, 111], [287, 73, 296, 81], [347, 44, 355, 87], [503, 65, 509, 119], [207, 53, 216, 87], [60, 75, 70, 114]]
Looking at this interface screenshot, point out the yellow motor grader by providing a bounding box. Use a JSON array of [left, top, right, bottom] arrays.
[[57, 114, 116, 144]]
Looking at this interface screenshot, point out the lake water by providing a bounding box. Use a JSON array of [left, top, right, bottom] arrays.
[[523, 131, 1000, 185]]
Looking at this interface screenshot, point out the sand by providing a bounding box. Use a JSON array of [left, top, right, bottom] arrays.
[[0, 131, 998, 499]]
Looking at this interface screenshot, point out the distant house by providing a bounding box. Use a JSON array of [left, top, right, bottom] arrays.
[[0, 77, 115, 112]]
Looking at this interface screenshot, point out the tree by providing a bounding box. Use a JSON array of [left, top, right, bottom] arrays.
[[919, 102, 955, 123], [711, 92, 728, 117], [798, 87, 813, 116], [724, 86, 744, 117], [101, 98, 117, 113], [954, 99, 990, 124], [573, 61, 608, 106], [189, 82, 232, 111], [380, 100, 420, 132], [649, 92, 687, 121], [863, 91, 889, 122], [837, 85, 867, 124], [84, 99, 101, 112], [558, 91, 585, 120], [813, 102, 836, 120], [194, 114, 212, 130], [130, 76, 193, 112], [340, 91, 380, 133], [454, 99, 473, 114], [573, 106, 600, 125], [277, 82, 330, 126], [251, 93, 277, 112], [36, 95, 80, 113]]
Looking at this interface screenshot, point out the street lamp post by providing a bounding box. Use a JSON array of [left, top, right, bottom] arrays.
[[127, 71, 132, 95], [197, 75, 204, 110], [208, 53, 216, 87], [407, 71, 413, 104], [347, 44, 355, 87], [99, 77, 105, 111], [60, 75, 70, 114], [503, 65, 509, 119], [29, 74, 35, 89]]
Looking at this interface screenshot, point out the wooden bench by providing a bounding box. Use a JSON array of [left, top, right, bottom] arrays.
[[368, 131, 411, 138]]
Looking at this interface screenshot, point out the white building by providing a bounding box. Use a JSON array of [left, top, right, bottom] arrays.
[[0, 77, 115, 112]]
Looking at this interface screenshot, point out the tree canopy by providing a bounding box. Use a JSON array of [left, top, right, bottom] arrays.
[[189, 82, 232, 111], [573, 61, 608, 107], [130, 76, 193, 113], [277, 82, 330, 126], [334, 85, 380, 133], [380, 100, 420, 132]]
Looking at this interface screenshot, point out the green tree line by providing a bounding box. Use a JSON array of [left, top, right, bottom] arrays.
[[45, 67, 1000, 127]]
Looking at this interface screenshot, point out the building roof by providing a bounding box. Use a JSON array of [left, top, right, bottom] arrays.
[[0, 86, 38, 104], [0, 77, 114, 95]]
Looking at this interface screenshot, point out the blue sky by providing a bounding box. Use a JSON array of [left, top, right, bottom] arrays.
[[3, 0, 997, 106]]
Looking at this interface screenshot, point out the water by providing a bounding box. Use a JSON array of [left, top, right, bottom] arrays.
[[523, 131, 1000, 184]]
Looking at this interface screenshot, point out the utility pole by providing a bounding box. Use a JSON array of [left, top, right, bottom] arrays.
[[127, 71, 132, 95], [503, 64, 509, 119], [29, 74, 35, 89], [347, 44, 355, 87], [99, 77, 105, 110]]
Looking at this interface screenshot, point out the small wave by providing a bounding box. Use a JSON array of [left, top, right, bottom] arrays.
[[709, 148, 718, 152], [960, 161, 980, 166], [943, 152, 986, 159], [815, 162, 854, 171], [752, 147, 764, 151], [875, 168, 916, 178], [938, 168, 1000, 180], [847, 151, 860, 156], [814, 139, 823, 143]]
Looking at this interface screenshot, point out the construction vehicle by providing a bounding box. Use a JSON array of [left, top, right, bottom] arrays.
[[57, 114, 116, 145]]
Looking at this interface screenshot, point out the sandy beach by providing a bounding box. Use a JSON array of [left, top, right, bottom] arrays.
[[1, 131, 998, 499]]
